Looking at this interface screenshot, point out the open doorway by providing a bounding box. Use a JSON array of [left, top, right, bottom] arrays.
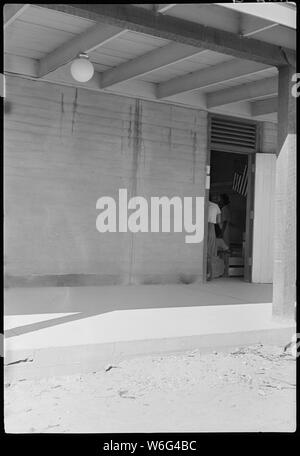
[[209, 150, 250, 280]]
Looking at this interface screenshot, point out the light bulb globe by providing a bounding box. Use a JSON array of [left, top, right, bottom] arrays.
[[70, 55, 94, 82]]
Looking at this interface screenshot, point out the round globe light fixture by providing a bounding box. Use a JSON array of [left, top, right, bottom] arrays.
[[70, 53, 94, 82]]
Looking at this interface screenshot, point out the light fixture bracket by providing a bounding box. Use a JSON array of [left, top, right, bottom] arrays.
[[77, 53, 89, 59]]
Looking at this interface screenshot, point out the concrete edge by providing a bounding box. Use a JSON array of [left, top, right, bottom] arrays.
[[4, 326, 295, 381]]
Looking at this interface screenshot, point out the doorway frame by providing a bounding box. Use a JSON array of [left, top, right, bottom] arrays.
[[204, 113, 260, 283]]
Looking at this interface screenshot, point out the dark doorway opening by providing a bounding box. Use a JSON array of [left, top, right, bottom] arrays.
[[210, 150, 249, 279]]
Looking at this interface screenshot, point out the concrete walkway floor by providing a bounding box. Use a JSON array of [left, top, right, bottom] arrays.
[[4, 279, 295, 380]]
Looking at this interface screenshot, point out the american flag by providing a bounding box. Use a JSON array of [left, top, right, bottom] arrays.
[[232, 164, 248, 197]]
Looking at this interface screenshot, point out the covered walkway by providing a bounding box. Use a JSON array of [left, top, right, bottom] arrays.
[[3, 2, 296, 382]]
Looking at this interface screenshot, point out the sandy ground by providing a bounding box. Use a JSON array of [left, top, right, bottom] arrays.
[[4, 344, 296, 433]]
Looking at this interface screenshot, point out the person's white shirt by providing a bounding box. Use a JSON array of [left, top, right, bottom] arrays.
[[208, 201, 221, 224]]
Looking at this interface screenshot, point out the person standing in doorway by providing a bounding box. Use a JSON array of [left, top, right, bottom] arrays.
[[219, 193, 231, 249], [207, 193, 222, 281]]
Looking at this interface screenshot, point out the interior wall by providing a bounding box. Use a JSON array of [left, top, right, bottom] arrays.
[[4, 75, 207, 286]]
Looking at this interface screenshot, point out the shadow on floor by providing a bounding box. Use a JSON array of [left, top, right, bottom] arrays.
[[5, 279, 272, 338]]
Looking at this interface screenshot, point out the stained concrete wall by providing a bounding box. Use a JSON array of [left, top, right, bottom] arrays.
[[4, 75, 207, 286]]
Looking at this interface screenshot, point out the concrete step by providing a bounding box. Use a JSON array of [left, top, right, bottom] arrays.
[[4, 301, 295, 381]]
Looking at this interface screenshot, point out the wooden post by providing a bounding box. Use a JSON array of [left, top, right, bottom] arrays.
[[272, 65, 296, 320]]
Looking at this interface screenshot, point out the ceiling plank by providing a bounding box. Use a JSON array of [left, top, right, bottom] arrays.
[[38, 23, 127, 78], [240, 15, 296, 50], [251, 97, 278, 117], [216, 3, 296, 29], [241, 15, 278, 37], [36, 4, 291, 67], [207, 77, 278, 108], [157, 4, 177, 14], [178, 3, 240, 34], [4, 4, 29, 29], [101, 42, 206, 89], [134, 4, 177, 14], [157, 59, 272, 99]]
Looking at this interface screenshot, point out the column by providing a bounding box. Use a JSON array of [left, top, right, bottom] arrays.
[[272, 65, 296, 320]]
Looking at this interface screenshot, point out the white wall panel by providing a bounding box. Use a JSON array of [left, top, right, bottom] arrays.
[[252, 153, 276, 283]]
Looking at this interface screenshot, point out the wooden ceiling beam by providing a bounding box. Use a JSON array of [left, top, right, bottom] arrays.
[[157, 59, 272, 99], [251, 97, 278, 116], [38, 23, 126, 78], [101, 43, 207, 89], [207, 77, 278, 108]]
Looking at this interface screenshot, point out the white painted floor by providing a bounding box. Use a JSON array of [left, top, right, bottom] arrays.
[[4, 279, 278, 350], [4, 280, 296, 382]]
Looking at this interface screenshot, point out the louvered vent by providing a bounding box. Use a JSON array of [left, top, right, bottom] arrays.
[[210, 116, 257, 153]]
